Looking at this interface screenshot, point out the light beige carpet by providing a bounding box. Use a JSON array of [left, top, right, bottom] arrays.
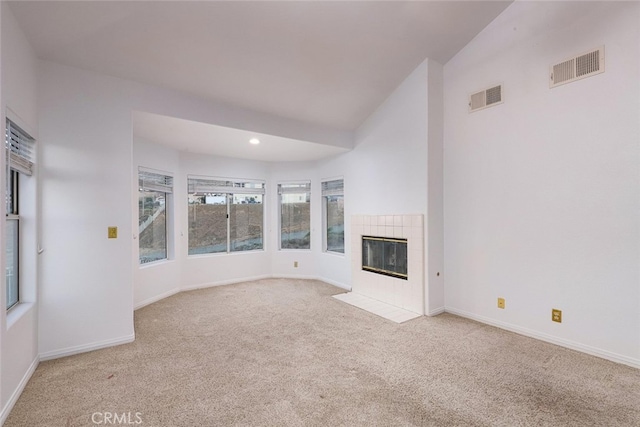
[[5, 278, 640, 426]]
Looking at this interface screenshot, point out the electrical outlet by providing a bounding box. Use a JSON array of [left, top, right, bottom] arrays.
[[108, 226, 118, 239], [497, 298, 505, 309], [552, 309, 562, 323], [294, 261, 298, 268]]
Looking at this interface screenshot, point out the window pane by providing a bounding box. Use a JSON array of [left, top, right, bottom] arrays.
[[6, 219, 19, 309], [326, 195, 344, 253], [281, 192, 310, 249], [188, 193, 227, 255], [7, 170, 18, 215], [139, 190, 167, 263], [230, 194, 263, 252]]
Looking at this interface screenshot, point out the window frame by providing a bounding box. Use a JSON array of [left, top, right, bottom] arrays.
[[5, 118, 35, 311], [321, 178, 345, 255], [278, 181, 312, 251], [187, 175, 265, 256], [138, 168, 173, 266]]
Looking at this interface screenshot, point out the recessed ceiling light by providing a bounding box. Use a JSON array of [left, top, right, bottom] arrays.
[[249, 138, 260, 145]]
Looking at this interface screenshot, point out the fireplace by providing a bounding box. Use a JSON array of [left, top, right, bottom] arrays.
[[351, 215, 423, 314], [362, 236, 408, 280]]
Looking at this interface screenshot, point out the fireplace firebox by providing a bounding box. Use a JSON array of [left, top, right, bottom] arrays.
[[362, 236, 408, 280]]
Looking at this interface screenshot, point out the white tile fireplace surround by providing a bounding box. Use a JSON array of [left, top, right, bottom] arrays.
[[351, 215, 424, 315]]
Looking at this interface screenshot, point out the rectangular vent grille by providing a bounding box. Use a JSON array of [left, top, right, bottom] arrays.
[[485, 85, 502, 105], [469, 84, 503, 113], [550, 46, 604, 88]]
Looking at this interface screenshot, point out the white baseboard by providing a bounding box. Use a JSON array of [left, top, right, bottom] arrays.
[[445, 307, 640, 369], [0, 356, 39, 426], [134, 288, 180, 310], [181, 274, 272, 292], [317, 277, 351, 291], [39, 333, 135, 362], [428, 306, 445, 316], [272, 274, 320, 281]]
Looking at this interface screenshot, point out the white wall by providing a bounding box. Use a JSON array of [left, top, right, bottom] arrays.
[[1, 5, 37, 131], [38, 62, 136, 359], [0, 3, 40, 423], [443, 1, 640, 367], [351, 59, 429, 217], [426, 59, 444, 315]]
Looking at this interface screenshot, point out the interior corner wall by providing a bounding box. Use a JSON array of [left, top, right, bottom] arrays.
[[443, 1, 640, 366], [1, 2, 39, 421], [315, 58, 431, 296]]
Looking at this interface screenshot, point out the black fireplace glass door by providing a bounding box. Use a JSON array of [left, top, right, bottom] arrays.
[[362, 236, 408, 279]]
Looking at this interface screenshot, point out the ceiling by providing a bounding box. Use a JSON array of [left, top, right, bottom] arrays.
[[133, 111, 349, 162], [9, 0, 513, 160]]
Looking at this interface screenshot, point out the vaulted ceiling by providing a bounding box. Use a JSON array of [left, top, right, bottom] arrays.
[[9, 1, 513, 160]]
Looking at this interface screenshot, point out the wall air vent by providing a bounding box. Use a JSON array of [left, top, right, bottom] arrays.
[[469, 84, 503, 113], [550, 46, 604, 88]]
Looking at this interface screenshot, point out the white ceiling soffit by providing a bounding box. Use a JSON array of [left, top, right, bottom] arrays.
[[132, 111, 350, 163], [10, 1, 513, 131]]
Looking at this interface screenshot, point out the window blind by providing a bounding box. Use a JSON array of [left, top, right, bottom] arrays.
[[321, 179, 344, 196], [139, 169, 173, 193], [278, 182, 311, 195], [187, 177, 265, 195], [6, 119, 35, 176]]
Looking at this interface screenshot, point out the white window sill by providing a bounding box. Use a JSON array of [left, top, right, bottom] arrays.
[[323, 250, 346, 257], [7, 302, 35, 330], [139, 258, 174, 269], [187, 249, 266, 259]]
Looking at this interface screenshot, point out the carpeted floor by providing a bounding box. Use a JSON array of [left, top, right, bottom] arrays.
[[5, 278, 640, 426]]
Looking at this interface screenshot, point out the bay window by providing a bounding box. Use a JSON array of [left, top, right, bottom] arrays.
[[188, 177, 264, 255]]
